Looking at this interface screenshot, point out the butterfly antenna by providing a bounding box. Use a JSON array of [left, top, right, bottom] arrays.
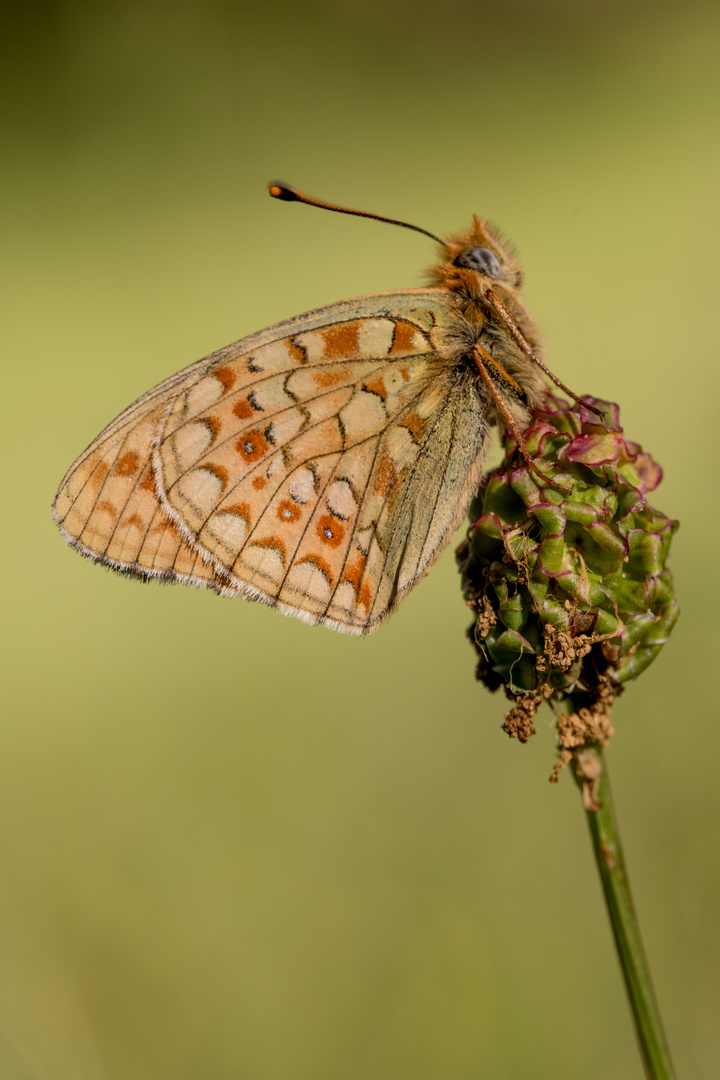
[[269, 182, 444, 246]]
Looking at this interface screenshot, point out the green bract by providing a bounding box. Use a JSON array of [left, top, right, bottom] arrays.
[[456, 395, 679, 763]]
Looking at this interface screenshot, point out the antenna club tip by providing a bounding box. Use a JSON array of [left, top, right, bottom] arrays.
[[266, 183, 441, 244], [268, 182, 298, 201]]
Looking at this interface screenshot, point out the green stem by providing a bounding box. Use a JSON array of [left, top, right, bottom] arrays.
[[571, 746, 677, 1080]]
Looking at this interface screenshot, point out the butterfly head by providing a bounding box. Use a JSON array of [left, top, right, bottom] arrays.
[[431, 216, 523, 297]]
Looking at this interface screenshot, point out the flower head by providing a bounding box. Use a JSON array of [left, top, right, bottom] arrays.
[[456, 394, 679, 776]]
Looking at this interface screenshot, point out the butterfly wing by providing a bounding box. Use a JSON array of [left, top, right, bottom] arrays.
[[53, 352, 237, 592], [54, 291, 491, 632]]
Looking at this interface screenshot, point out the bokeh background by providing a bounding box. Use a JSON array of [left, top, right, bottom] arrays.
[[3, 1, 719, 1077]]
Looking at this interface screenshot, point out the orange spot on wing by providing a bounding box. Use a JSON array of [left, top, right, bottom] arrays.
[[123, 513, 145, 529], [277, 499, 302, 523], [252, 476, 267, 490], [236, 430, 269, 463], [390, 320, 424, 354], [342, 555, 371, 611], [232, 399, 254, 420], [199, 462, 230, 490], [297, 553, 335, 587], [342, 554, 364, 590], [316, 513, 345, 548], [96, 500, 116, 519], [151, 519, 180, 538], [90, 462, 109, 490], [373, 448, 397, 496], [114, 451, 140, 476], [139, 467, 156, 493], [314, 369, 346, 388], [320, 321, 360, 359], [363, 374, 388, 400], [199, 416, 222, 442], [220, 502, 251, 523], [250, 536, 287, 565], [287, 338, 307, 363], [213, 366, 236, 394], [401, 412, 426, 441]]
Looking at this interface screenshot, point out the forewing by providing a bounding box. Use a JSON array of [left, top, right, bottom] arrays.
[[151, 292, 488, 632]]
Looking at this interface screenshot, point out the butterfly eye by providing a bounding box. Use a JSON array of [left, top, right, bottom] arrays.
[[456, 246, 503, 279]]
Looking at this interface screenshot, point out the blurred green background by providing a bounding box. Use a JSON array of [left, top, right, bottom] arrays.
[[3, 0, 719, 1076]]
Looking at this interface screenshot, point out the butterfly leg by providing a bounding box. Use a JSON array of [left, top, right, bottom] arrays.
[[473, 343, 528, 403], [483, 288, 603, 419], [471, 344, 571, 495]]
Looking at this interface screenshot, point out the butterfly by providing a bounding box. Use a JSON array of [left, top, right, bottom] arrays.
[[53, 183, 591, 635]]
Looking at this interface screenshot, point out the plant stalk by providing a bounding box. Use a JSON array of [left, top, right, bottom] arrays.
[[571, 746, 676, 1080]]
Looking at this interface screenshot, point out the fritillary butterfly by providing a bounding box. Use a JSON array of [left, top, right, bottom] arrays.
[[53, 184, 591, 634]]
